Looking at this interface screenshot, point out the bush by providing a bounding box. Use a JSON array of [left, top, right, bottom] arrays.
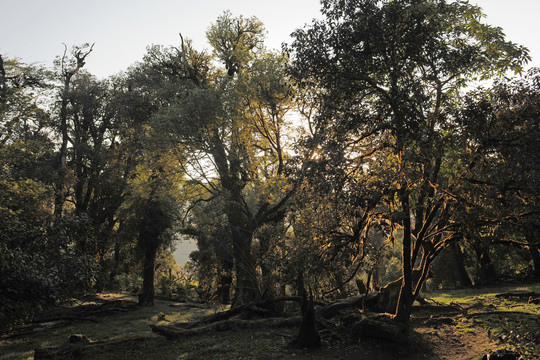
[[157, 273, 174, 298], [0, 213, 100, 332], [111, 274, 142, 293]]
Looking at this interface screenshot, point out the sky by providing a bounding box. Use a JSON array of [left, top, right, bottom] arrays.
[[1, 0, 539, 79], [1, 0, 538, 265]]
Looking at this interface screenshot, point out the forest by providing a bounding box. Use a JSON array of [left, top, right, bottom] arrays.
[[1, 0, 539, 359]]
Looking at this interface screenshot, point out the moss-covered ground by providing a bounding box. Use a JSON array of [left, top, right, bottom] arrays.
[[1, 283, 538, 360]]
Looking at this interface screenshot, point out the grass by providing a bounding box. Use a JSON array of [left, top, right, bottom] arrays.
[[425, 282, 540, 359], [1, 285, 539, 360]]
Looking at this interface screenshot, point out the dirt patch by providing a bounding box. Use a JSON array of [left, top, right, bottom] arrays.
[[412, 320, 494, 360]]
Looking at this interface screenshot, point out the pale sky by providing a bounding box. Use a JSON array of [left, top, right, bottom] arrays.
[[1, 0, 538, 79]]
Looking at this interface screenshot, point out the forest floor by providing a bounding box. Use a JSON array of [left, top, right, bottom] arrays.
[[1, 283, 539, 360]]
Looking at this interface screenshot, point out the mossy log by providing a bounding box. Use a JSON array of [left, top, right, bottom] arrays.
[[351, 315, 409, 344]]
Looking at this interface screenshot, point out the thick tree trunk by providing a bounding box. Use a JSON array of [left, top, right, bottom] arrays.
[[215, 228, 234, 304], [530, 246, 540, 278], [211, 132, 260, 306], [475, 245, 497, 287], [139, 246, 157, 306], [259, 232, 276, 297], [227, 189, 260, 306], [230, 232, 260, 306]]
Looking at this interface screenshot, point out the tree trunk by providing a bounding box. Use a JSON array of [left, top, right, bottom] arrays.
[[296, 270, 306, 299], [210, 131, 260, 306], [54, 44, 93, 217], [530, 246, 540, 278], [450, 242, 473, 288], [525, 225, 540, 278], [230, 230, 260, 306], [292, 292, 321, 348], [214, 227, 234, 304], [394, 184, 414, 322], [218, 273, 233, 304], [259, 232, 276, 298], [139, 245, 157, 306], [475, 245, 497, 287], [227, 189, 260, 306]]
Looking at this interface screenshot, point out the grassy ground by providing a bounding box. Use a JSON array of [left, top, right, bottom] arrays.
[[1, 283, 539, 360], [422, 282, 540, 359]]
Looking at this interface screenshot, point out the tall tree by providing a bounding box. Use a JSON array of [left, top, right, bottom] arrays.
[[150, 12, 298, 305], [53, 43, 94, 217], [0, 56, 98, 329], [289, 0, 529, 321], [119, 137, 184, 306]]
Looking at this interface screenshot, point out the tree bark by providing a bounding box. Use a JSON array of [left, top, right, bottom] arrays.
[[139, 245, 157, 306], [292, 292, 321, 348], [475, 244, 497, 287], [394, 183, 414, 322], [227, 189, 261, 306], [218, 272, 233, 304], [230, 226, 260, 306], [525, 225, 540, 278], [450, 242, 473, 288]]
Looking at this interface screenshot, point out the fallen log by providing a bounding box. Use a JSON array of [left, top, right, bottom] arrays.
[[351, 315, 409, 344], [465, 310, 536, 318], [34, 334, 154, 360], [317, 294, 378, 319], [150, 316, 302, 339], [494, 291, 540, 299], [169, 302, 208, 309], [174, 296, 307, 329]]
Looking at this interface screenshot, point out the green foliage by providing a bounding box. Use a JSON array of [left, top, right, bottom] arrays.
[[207, 11, 265, 75], [0, 57, 93, 330], [111, 274, 142, 293], [288, 0, 532, 319], [0, 211, 100, 331]]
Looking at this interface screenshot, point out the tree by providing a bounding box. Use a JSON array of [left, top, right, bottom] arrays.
[[456, 68, 540, 281], [0, 56, 98, 330], [150, 12, 298, 305], [53, 43, 94, 217], [119, 138, 184, 306], [184, 196, 235, 304], [289, 0, 529, 321]]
